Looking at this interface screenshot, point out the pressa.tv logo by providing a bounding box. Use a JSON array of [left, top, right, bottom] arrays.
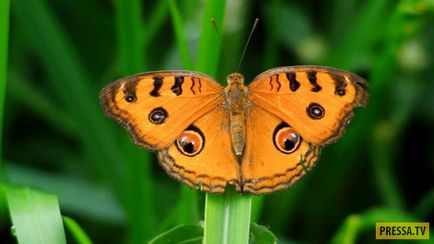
[[376, 222, 430, 240]]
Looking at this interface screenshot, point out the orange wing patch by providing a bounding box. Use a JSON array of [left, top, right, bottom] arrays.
[[241, 106, 320, 194], [158, 107, 241, 193], [248, 66, 368, 145], [100, 71, 224, 149]]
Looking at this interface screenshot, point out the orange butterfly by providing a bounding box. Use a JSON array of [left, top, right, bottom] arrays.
[[100, 66, 368, 194]]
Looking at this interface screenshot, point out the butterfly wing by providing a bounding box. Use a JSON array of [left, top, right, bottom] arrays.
[[158, 107, 241, 193], [242, 106, 320, 194], [248, 66, 368, 145], [100, 71, 224, 149], [101, 71, 241, 193]]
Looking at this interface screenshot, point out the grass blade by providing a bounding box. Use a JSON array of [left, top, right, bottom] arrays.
[[168, 0, 193, 69], [0, 0, 10, 177], [143, 1, 169, 49], [63, 216, 93, 244], [263, 0, 281, 69], [195, 0, 226, 77], [4, 185, 67, 244], [6, 163, 125, 223], [114, 0, 147, 73]]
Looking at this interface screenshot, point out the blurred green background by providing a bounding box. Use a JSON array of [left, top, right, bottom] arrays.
[[0, 0, 433, 243]]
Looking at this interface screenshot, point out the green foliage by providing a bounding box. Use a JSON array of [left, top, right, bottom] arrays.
[[249, 223, 277, 244], [3, 185, 67, 244], [63, 216, 93, 244], [167, 0, 193, 70], [195, 0, 226, 76], [0, 0, 9, 175], [2, 185, 92, 244], [1, 0, 433, 243]]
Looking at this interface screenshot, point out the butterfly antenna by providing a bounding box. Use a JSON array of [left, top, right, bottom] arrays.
[[236, 18, 259, 72]]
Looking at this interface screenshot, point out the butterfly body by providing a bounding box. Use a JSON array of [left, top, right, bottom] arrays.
[[224, 72, 249, 155], [100, 66, 368, 194]]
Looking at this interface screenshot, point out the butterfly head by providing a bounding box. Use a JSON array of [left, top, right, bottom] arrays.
[[227, 72, 245, 85]]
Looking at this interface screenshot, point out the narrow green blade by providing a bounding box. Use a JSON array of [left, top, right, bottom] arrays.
[[195, 0, 226, 77], [114, 0, 146, 74], [0, 0, 9, 176], [63, 216, 93, 244], [4, 185, 67, 244], [168, 0, 193, 69]]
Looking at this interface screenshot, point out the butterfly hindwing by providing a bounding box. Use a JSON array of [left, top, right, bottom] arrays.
[[158, 106, 241, 193], [242, 106, 320, 194], [100, 71, 224, 150], [248, 66, 368, 146]]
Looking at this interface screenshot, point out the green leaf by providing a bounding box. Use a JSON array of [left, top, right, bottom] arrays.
[[249, 223, 277, 244], [0, 0, 9, 176], [63, 216, 93, 244], [6, 163, 125, 223], [3, 185, 67, 244], [149, 224, 203, 244]]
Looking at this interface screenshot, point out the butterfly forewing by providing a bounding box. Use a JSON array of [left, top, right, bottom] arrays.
[[248, 66, 368, 146], [100, 71, 224, 150]]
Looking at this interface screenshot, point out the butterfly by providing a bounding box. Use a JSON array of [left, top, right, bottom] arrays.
[[100, 66, 368, 194]]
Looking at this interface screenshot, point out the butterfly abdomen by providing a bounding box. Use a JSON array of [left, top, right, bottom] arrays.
[[225, 73, 249, 156], [229, 113, 246, 156]]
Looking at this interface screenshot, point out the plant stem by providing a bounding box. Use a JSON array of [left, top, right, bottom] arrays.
[[204, 188, 252, 244]]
